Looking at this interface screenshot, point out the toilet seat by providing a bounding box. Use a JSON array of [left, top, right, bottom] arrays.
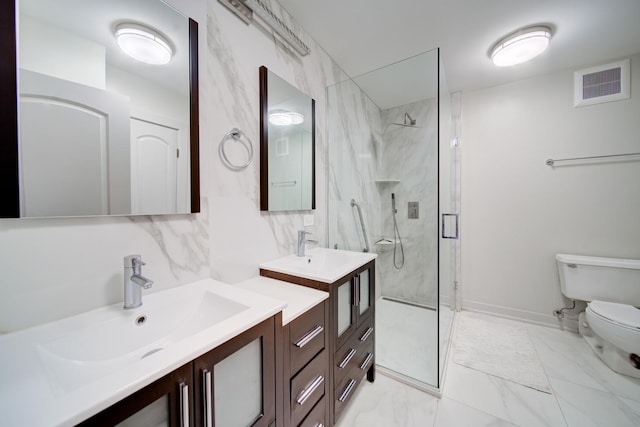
[[588, 301, 640, 330]]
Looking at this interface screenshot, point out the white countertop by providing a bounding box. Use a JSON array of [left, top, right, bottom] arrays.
[[259, 247, 377, 284], [0, 278, 286, 427], [236, 276, 329, 325]]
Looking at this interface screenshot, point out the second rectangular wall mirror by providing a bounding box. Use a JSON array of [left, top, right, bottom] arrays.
[[260, 66, 315, 212]]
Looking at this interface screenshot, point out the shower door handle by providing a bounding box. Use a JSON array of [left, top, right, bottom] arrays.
[[441, 213, 459, 239]]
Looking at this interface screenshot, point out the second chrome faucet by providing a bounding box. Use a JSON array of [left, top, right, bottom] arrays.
[[297, 230, 318, 257], [123, 255, 153, 309]]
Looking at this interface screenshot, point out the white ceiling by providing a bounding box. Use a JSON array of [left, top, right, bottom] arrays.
[[278, 0, 640, 94]]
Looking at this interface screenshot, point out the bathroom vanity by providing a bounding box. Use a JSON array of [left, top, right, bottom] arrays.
[[260, 248, 377, 425]]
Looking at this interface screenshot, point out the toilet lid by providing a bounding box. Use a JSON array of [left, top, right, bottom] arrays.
[[588, 301, 640, 329]]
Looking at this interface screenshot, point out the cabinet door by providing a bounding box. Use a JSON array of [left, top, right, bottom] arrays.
[[194, 316, 276, 427], [77, 363, 193, 427], [335, 277, 356, 350]]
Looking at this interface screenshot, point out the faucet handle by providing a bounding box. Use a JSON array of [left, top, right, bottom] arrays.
[[124, 255, 145, 267], [298, 230, 312, 237]]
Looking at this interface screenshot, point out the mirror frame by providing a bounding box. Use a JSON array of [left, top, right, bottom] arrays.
[[0, 2, 200, 218], [259, 66, 316, 211]]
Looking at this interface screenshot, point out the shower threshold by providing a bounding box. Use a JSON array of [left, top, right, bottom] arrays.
[[381, 296, 436, 311]]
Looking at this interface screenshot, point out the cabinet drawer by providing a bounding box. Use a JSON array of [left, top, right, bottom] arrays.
[[290, 302, 326, 375], [334, 320, 374, 385], [334, 373, 360, 421], [299, 395, 326, 427], [291, 349, 327, 426]]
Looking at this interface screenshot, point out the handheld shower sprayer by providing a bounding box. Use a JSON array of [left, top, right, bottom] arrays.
[[390, 192, 404, 269]]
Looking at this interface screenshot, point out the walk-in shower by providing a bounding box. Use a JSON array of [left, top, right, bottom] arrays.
[[327, 48, 459, 393]]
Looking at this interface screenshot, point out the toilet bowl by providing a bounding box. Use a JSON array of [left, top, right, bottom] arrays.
[[556, 254, 640, 378], [585, 301, 640, 355]]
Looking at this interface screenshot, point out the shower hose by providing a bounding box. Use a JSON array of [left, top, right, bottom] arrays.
[[393, 207, 405, 269]]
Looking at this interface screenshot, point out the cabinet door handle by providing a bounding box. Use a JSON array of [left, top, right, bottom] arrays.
[[355, 276, 360, 306], [338, 379, 356, 402], [294, 325, 324, 348], [360, 353, 373, 370], [296, 375, 324, 406], [203, 370, 212, 427], [360, 327, 374, 342], [338, 348, 357, 368], [179, 382, 189, 427]]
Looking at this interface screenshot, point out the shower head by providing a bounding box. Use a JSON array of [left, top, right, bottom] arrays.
[[391, 112, 418, 127]]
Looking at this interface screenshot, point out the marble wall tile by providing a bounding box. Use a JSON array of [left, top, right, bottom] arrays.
[[0, 0, 349, 331]]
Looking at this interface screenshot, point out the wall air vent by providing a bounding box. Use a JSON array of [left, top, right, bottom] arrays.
[[574, 59, 630, 107]]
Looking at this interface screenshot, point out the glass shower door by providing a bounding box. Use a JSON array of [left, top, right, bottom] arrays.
[[327, 48, 457, 392]]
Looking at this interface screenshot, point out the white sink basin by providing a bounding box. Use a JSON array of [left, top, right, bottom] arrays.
[[0, 278, 286, 427], [260, 247, 377, 283], [37, 282, 249, 393]]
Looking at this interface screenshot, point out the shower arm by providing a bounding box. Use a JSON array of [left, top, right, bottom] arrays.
[[350, 199, 370, 253]]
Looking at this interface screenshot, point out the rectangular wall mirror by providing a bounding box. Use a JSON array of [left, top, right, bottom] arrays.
[[259, 66, 315, 212], [1, 0, 199, 218]]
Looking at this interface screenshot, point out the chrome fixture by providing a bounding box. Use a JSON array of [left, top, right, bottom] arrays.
[[123, 255, 154, 309], [391, 193, 404, 269], [392, 112, 417, 127], [350, 199, 370, 253], [218, 0, 310, 56], [545, 151, 640, 166], [297, 230, 318, 257]]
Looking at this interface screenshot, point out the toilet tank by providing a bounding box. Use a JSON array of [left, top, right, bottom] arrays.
[[556, 254, 640, 305]]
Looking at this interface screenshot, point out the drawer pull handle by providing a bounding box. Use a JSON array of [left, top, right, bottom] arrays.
[[203, 370, 212, 427], [179, 382, 189, 427], [338, 379, 356, 402], [315, 424, 324, 427], [338, 348, 357, 368], [360, 353, 373, 370], [360, 327, 374, 342], [296, 375, 324, 405], [294, 325, 324, 348]]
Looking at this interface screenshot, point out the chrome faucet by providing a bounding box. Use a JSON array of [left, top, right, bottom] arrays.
[[297, 230, 318, 257], [123, 255, 153, 309]]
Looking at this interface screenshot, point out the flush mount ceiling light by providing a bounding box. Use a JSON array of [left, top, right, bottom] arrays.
[[269, 110, 304, 126], [491, 25, 552, 67], [115, 23, 173, 65]]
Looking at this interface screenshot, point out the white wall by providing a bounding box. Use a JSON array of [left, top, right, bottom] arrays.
[[0, 0, 344, 332], [460, 53, 640, 327]]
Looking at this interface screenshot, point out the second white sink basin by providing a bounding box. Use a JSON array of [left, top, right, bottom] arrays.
[[37, 282, 249, 393], [260, 247, 377, 283]]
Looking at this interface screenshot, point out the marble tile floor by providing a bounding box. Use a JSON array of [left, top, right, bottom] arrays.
[[336, 310, 640, 427]]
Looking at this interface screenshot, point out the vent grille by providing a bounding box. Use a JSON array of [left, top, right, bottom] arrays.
[[583, 67, 621, 99], [574, 59, 630, 107]]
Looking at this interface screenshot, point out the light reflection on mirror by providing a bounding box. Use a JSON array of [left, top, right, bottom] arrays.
[[17, 0, 194, 217], [260, 66, 315, 211]]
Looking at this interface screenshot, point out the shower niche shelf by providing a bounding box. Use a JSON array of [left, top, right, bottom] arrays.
[[374, 179, 400, 184], [374, 238, 399, 246]]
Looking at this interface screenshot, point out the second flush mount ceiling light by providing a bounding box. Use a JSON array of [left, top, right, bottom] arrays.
[[491, 25, 552, 67], [115, 23, 173, 65]]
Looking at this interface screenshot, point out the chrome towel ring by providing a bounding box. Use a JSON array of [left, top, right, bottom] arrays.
[[219, 128, 253, 170]]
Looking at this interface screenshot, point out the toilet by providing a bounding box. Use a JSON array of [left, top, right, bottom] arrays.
[[556, 254, 640, 379]]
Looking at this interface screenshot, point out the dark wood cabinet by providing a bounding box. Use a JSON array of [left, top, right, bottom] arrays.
[[283, 300, 330, 427], [261, 259, 376, 426], [77, 363, 194, 427], [78, 315, 279, 427]]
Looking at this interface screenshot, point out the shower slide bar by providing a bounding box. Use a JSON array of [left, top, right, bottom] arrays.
[[545, 151, 640, 166], [350, 199, 370, 253]]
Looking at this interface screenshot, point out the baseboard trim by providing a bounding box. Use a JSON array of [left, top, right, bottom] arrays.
[[461, 300, 577, 332]]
